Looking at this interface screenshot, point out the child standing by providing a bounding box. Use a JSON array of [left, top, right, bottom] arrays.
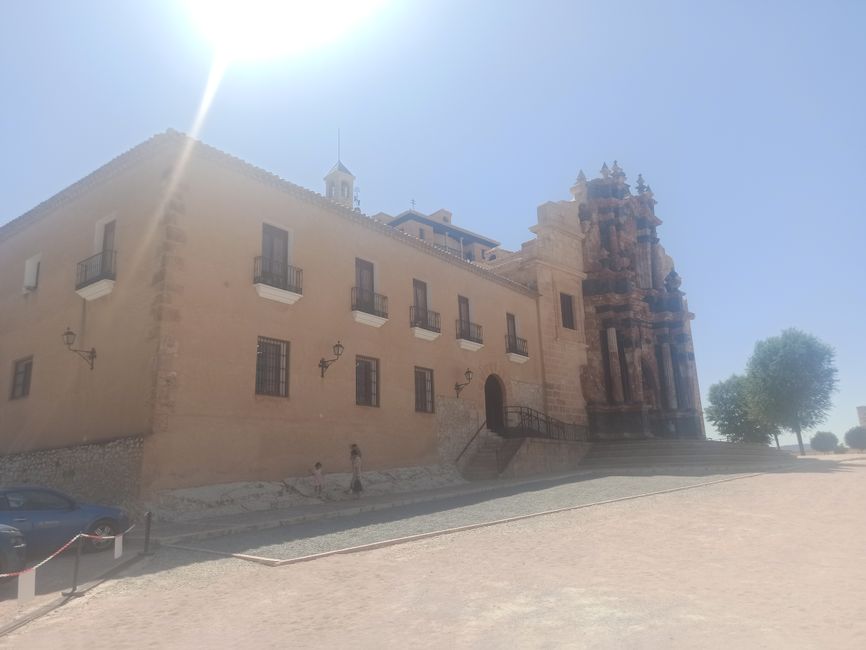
[[311, 462, 324, 496]]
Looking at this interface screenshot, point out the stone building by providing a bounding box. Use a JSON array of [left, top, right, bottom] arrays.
[[0, 131, 703, 497]]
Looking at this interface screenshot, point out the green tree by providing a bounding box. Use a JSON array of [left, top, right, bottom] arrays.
[[746, 329, 838, 456], [809, 431, 838, 453], [705, 374, 777, 445], [844, 426, 866, 451]]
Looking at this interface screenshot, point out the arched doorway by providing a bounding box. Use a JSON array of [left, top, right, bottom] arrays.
[[484, 375, 505, 433]]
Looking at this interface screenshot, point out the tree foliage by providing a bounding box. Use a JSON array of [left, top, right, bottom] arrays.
[[810, 431, 838, 453], [746, 329, 837, 455], [705, 374, 776, 444], [844, 426, 866, 451]]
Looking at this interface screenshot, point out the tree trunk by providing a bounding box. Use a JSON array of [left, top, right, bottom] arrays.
[[773, 433, 780, 450], [794, 422, 805, 456]]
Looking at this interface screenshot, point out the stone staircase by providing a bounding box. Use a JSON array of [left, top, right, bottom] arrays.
[[577, 439, 797, 472], [461, 433, 525, 480]]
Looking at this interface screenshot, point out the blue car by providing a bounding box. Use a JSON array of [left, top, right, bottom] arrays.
[[0, 487, 130, 556], [0, 524, 27, 579]]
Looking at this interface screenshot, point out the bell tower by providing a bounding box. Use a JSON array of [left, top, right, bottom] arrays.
[[324, 132, 355, 209]]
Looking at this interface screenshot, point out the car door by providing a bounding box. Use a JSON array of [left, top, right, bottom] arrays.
[[3, 489, 83, 555], [0, 493, 33, 536]]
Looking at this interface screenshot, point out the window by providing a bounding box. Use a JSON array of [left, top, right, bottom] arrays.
[[10, 357, 32, 400], [356, 356, 379, 407], [101, 220, 116, 253], [23, 254, 41, 291], [419, 228, 426, 240], [560, 293, 576, 330], [458, 295, 470, 326], [414, 367, 434, 413], [5, 489, 72, 511], [255, 337, 289, 397]]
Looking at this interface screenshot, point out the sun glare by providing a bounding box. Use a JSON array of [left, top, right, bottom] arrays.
[[185, 0, 388, 62]]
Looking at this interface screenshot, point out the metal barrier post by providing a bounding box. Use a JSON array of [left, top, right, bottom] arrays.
[[141, 511, 153, 556], [62, 536, 84, 598]]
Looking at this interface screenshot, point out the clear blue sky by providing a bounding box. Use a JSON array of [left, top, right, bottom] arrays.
[[2, 1, 864, 443]]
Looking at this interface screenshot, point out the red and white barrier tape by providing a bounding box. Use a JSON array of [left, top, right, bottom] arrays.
[[0, 523, 135, 579]]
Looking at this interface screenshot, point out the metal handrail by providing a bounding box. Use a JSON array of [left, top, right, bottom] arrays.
[[75, 250, 116, 289], [409, 306, 441, 332], [254, 256, 303, 294], [505, 334, 528, 356], [455, 420, 488, 464], [455, 319, 483, 344], [503, 406, 587, 442], [352, 287, 389, 318]]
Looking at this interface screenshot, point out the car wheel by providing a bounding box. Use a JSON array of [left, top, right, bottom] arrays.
[[86, 519, 117, 552]]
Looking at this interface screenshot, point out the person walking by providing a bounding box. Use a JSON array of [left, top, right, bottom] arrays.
[[349, 444, 363, 498]]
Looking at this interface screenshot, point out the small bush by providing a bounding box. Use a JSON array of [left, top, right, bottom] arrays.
[[844, 426, 866, 451], [810, 431, 838, 453], [833, 444, 847, 454]]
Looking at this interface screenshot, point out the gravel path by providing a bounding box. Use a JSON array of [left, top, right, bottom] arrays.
[[179, 471, 756, 560], [2, 461, 864, 649]]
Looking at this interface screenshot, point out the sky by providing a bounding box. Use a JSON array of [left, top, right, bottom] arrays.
[[2, 1, 864, 444]]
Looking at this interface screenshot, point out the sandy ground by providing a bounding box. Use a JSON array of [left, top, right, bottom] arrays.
[[2, 461, 864, 649]]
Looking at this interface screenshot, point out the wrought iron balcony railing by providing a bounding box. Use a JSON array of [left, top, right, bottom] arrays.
[[352, 286, 388, 318], [409, 306, 441, 333], [76, 250, 116, 290], [254, 256, 303, 294], [505, 334, 528, 356], [455, 319, 483, 344]]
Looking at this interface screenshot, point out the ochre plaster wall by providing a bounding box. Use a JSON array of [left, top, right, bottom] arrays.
[[0, 156, 167, 453], [141, 150, 544, 490]]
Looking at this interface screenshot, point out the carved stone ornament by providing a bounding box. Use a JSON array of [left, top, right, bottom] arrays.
[[664, 269, 682, 293]]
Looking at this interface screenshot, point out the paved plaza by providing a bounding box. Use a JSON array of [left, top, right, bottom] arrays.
[[2, 459, 864, 648]]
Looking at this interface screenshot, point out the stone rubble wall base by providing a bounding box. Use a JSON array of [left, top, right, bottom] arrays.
[[500, 438, 593, 478], [0, 436, 144, 513], [145, 463, 466, 523]]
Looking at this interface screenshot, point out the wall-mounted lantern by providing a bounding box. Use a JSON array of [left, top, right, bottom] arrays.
[[62, 327, 96, 370], [454, 368, 473, 397], [318, 340, 345, 377]]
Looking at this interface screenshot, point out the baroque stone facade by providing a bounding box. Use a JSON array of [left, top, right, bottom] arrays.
[[574, 164, 703, 438], [488, 162, 704, 439]]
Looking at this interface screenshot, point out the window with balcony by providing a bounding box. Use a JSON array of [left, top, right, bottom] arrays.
[[414, 367, 434, 413], [456, 295, 483, 350], [352, 258, 388, 326], [255, 337, 289, 397], [254, 224, 302, 303], [355, 356, 379, 407], [505, 313, 529, 362], [76, 220, 117, 300], [409, 279, 441, 339], [10, 357, 32, 400]]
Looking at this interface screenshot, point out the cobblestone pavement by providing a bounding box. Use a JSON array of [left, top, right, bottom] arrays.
[[177, 470, 754, 559], [2, 461, 864, 648]]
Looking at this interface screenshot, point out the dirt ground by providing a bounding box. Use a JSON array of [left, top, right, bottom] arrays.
[[3, 461, 864, 649]]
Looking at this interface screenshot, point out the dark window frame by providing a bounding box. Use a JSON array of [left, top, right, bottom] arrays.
[[414, 367, 434, 413], [560, 293, 576, 330], [255, 337, 289, 397], [10, 356, 32, 400], [356, 356, 380, 407]]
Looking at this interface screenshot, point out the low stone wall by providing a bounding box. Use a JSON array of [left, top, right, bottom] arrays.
[[0, 436, 143, 511], [500, 438, 592, 479]]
